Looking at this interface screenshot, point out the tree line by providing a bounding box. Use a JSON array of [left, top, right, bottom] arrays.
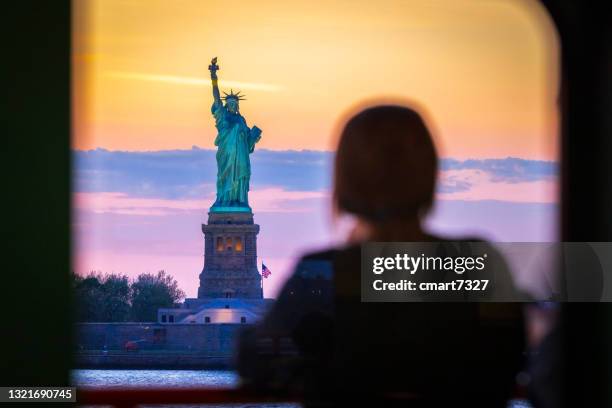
[[72, 270, 185, 322]]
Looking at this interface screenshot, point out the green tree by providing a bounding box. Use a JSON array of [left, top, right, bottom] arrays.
[[72, 271, 104, 322], [72, 271, 131, 322], [99, 273, 131, 322], [130, 270, 185, 322]]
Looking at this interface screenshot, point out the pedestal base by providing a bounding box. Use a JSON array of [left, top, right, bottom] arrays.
[[197, 211, 262, 299]]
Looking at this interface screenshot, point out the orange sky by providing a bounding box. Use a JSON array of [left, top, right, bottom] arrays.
[[73, 0, 559, 159]]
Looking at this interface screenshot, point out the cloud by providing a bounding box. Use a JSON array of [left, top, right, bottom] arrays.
[[105, 71, 284, 92], [437, 169, 557, 203], [73, 148, 333, 200], [436, 158, 558, 201], [73, 192, 209, 216], [72, 150, 559, 298], [74, 189, 328, 216], [73, 149, 557, 203], [437, 173, 473, 193], [440, 157, 557, 183]]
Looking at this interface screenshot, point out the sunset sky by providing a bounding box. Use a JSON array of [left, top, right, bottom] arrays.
[[72, 0, 560, 298], [73, 0, 558, 158]]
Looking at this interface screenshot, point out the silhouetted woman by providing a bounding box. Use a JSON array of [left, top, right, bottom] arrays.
[[237, 104, 524, 407]]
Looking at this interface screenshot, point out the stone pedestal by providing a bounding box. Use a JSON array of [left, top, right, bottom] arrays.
[[198, 211, 262, 299]]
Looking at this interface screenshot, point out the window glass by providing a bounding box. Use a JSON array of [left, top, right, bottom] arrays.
[[72, 0, 559, 390], [73, 0, 559, 300], [234, 237, 243, 252], [216, 236, 224, 252]]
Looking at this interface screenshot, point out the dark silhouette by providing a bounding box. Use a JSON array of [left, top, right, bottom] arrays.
[[237, 104, 525, 406]]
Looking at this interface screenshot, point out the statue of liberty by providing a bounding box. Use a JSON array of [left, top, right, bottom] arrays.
[[208, 57, 262, 212]]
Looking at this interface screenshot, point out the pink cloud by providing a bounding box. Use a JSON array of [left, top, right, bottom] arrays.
[[73, 192, 210, 215], [250, 188, 328, 213], [437, 169, 558, 203], [74, 189, 329, 217]]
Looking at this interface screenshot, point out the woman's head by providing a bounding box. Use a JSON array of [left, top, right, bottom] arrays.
[[333, 104, 438, 227]]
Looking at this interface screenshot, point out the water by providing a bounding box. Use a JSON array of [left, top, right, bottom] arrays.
[[72, 369, 531, 408], [72, 369, 299, 407], [72, 369, 239, 389]]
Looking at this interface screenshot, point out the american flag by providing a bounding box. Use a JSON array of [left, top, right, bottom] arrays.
[[261, 263, 272, 279]]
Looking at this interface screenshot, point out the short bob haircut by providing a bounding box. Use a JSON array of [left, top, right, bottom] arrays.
[[333, 104, 438, 222]]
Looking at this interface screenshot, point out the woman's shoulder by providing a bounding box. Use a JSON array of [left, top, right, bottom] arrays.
[[298, 247, 344, 261], [426, 233, 487, 242], [297, 244, 362, 263], [292, 245, 362, 282], [297, 237, 487, 257], [293, 237, 495, 272], [292, 247, 343, 280]]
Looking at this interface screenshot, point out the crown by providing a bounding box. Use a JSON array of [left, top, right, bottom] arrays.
[[222, 89, 246, 101]]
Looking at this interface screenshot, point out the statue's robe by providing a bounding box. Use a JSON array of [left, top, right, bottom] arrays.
[[212, 101, 261, 207]]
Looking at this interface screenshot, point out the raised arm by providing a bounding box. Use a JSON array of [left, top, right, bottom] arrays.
[[209, 57, 222, 106]]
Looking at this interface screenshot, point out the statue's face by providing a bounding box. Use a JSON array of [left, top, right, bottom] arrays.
[[225, 99, 239, 113]]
